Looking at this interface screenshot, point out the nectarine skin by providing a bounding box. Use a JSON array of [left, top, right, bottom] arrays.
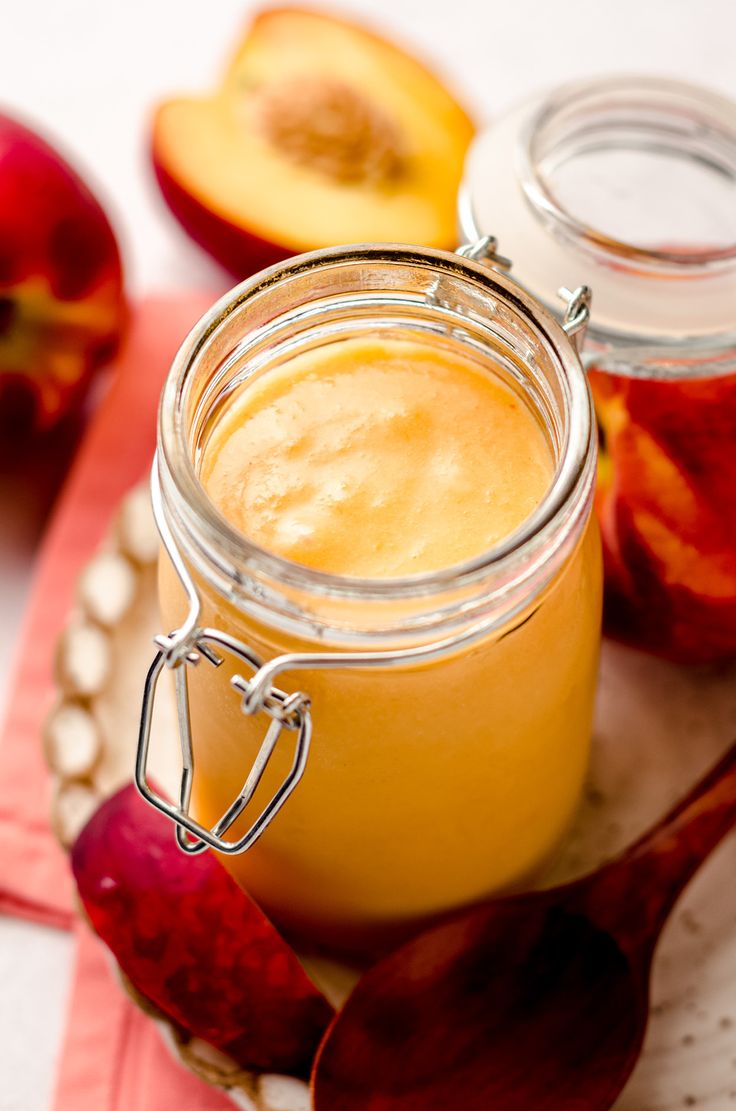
[[0, 112, 126, 434], [591, 367, 736, 664], [153, 154, 293, 278], [72, 784, 334, 1076]]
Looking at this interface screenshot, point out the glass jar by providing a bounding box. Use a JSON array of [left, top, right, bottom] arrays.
[[137, 244, 600, 957], [461, 76, 736, 664]]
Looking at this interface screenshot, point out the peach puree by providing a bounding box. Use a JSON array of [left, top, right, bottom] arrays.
[[160, 335, 601, 955], [200, 337, 554, 576]]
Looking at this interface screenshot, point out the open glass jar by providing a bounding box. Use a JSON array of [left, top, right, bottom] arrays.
[[137, 244, 600, 957], [461, 76, 736, 663]]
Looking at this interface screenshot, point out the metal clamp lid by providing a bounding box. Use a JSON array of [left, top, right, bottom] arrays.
[[136, 463, 314, 856], [457, 236, 591, 353]]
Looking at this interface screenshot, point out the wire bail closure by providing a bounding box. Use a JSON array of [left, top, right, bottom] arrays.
[[135, 461, 314, 856], [135, 238, 593, 857]]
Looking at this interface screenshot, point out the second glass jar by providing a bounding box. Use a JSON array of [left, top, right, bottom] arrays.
[[461, 76, 736, 663]]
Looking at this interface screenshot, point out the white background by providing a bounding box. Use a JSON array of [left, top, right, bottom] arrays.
[[1, 1, 736, 1107]]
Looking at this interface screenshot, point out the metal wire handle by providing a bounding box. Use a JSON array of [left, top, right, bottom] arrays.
[[134, 239, 592, 856], [135, 460, 317, 855], [135, 460, 507, 856]]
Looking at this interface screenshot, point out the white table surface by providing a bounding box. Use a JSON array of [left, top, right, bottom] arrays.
[[1, 1, 735, 1107]]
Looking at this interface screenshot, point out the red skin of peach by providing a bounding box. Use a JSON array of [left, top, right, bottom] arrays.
[[590, 367, 736, 664], [0, 112, 126, 434], [153, 153, 295, 278], [71, 784, 334, 1076]]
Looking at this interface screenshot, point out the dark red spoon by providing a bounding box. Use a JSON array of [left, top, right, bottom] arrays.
[[313, 740, 736, 1110]]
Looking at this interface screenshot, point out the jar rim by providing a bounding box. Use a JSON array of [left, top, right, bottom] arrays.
[[158, 244, 594, 607], [518, 75, 736, 274]]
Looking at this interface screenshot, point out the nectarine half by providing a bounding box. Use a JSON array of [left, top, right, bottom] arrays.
[[152, 8, 475, 275]]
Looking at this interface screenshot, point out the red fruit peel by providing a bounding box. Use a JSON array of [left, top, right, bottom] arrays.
[[0, 111, 126, 435], [72, 784, 333, 1076]]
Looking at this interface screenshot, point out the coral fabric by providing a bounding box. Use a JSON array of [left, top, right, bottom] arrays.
[[0, 293, 213, 925], [0, 294, 226, 1107], [55, 925, 232, 1111]]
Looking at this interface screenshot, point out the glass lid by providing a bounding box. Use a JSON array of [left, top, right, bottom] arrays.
[[460, 76, 736, 345]]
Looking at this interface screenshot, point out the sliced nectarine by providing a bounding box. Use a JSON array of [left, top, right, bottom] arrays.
[[591, 367, 736, 664], [152, 8, 474, 275], [72, 783, 334, 1076], [0, 112, 126, 435]]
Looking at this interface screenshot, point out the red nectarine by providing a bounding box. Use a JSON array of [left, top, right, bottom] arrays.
[[0, 112, 126, 436]]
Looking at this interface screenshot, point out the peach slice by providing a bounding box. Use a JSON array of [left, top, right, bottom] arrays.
[[151, 8, 475, 275], [72, 784, 334, 1076], [590, 367, 736, 664]]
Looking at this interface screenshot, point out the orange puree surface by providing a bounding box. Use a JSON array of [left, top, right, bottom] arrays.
[[200, 337, 554, 576]]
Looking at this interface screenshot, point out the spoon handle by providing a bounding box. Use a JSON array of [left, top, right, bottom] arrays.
[[581, 739, 736, 953]]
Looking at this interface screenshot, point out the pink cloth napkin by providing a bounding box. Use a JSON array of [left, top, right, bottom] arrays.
[[0, 293, 233, 1109], [55, 924, 232, 1111]]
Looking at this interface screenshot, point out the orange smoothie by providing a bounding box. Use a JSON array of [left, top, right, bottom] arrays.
[[160, 335, 601, 953]]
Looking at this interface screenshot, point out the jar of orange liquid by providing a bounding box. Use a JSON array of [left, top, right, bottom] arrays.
[[461, 77, 736, 664], [137, 243, 601, 956]]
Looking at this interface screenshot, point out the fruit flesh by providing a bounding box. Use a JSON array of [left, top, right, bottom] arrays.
[[591, 366, 736, 663], [152, 8, 474, 263], [160, 334, 602, 956]]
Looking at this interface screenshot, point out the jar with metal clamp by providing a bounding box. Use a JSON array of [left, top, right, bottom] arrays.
[[461, 76, 736, 664], [137, 242, 601, 957]]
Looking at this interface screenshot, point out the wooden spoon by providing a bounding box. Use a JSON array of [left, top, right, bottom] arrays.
[[313, 741, 736, 1110]]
